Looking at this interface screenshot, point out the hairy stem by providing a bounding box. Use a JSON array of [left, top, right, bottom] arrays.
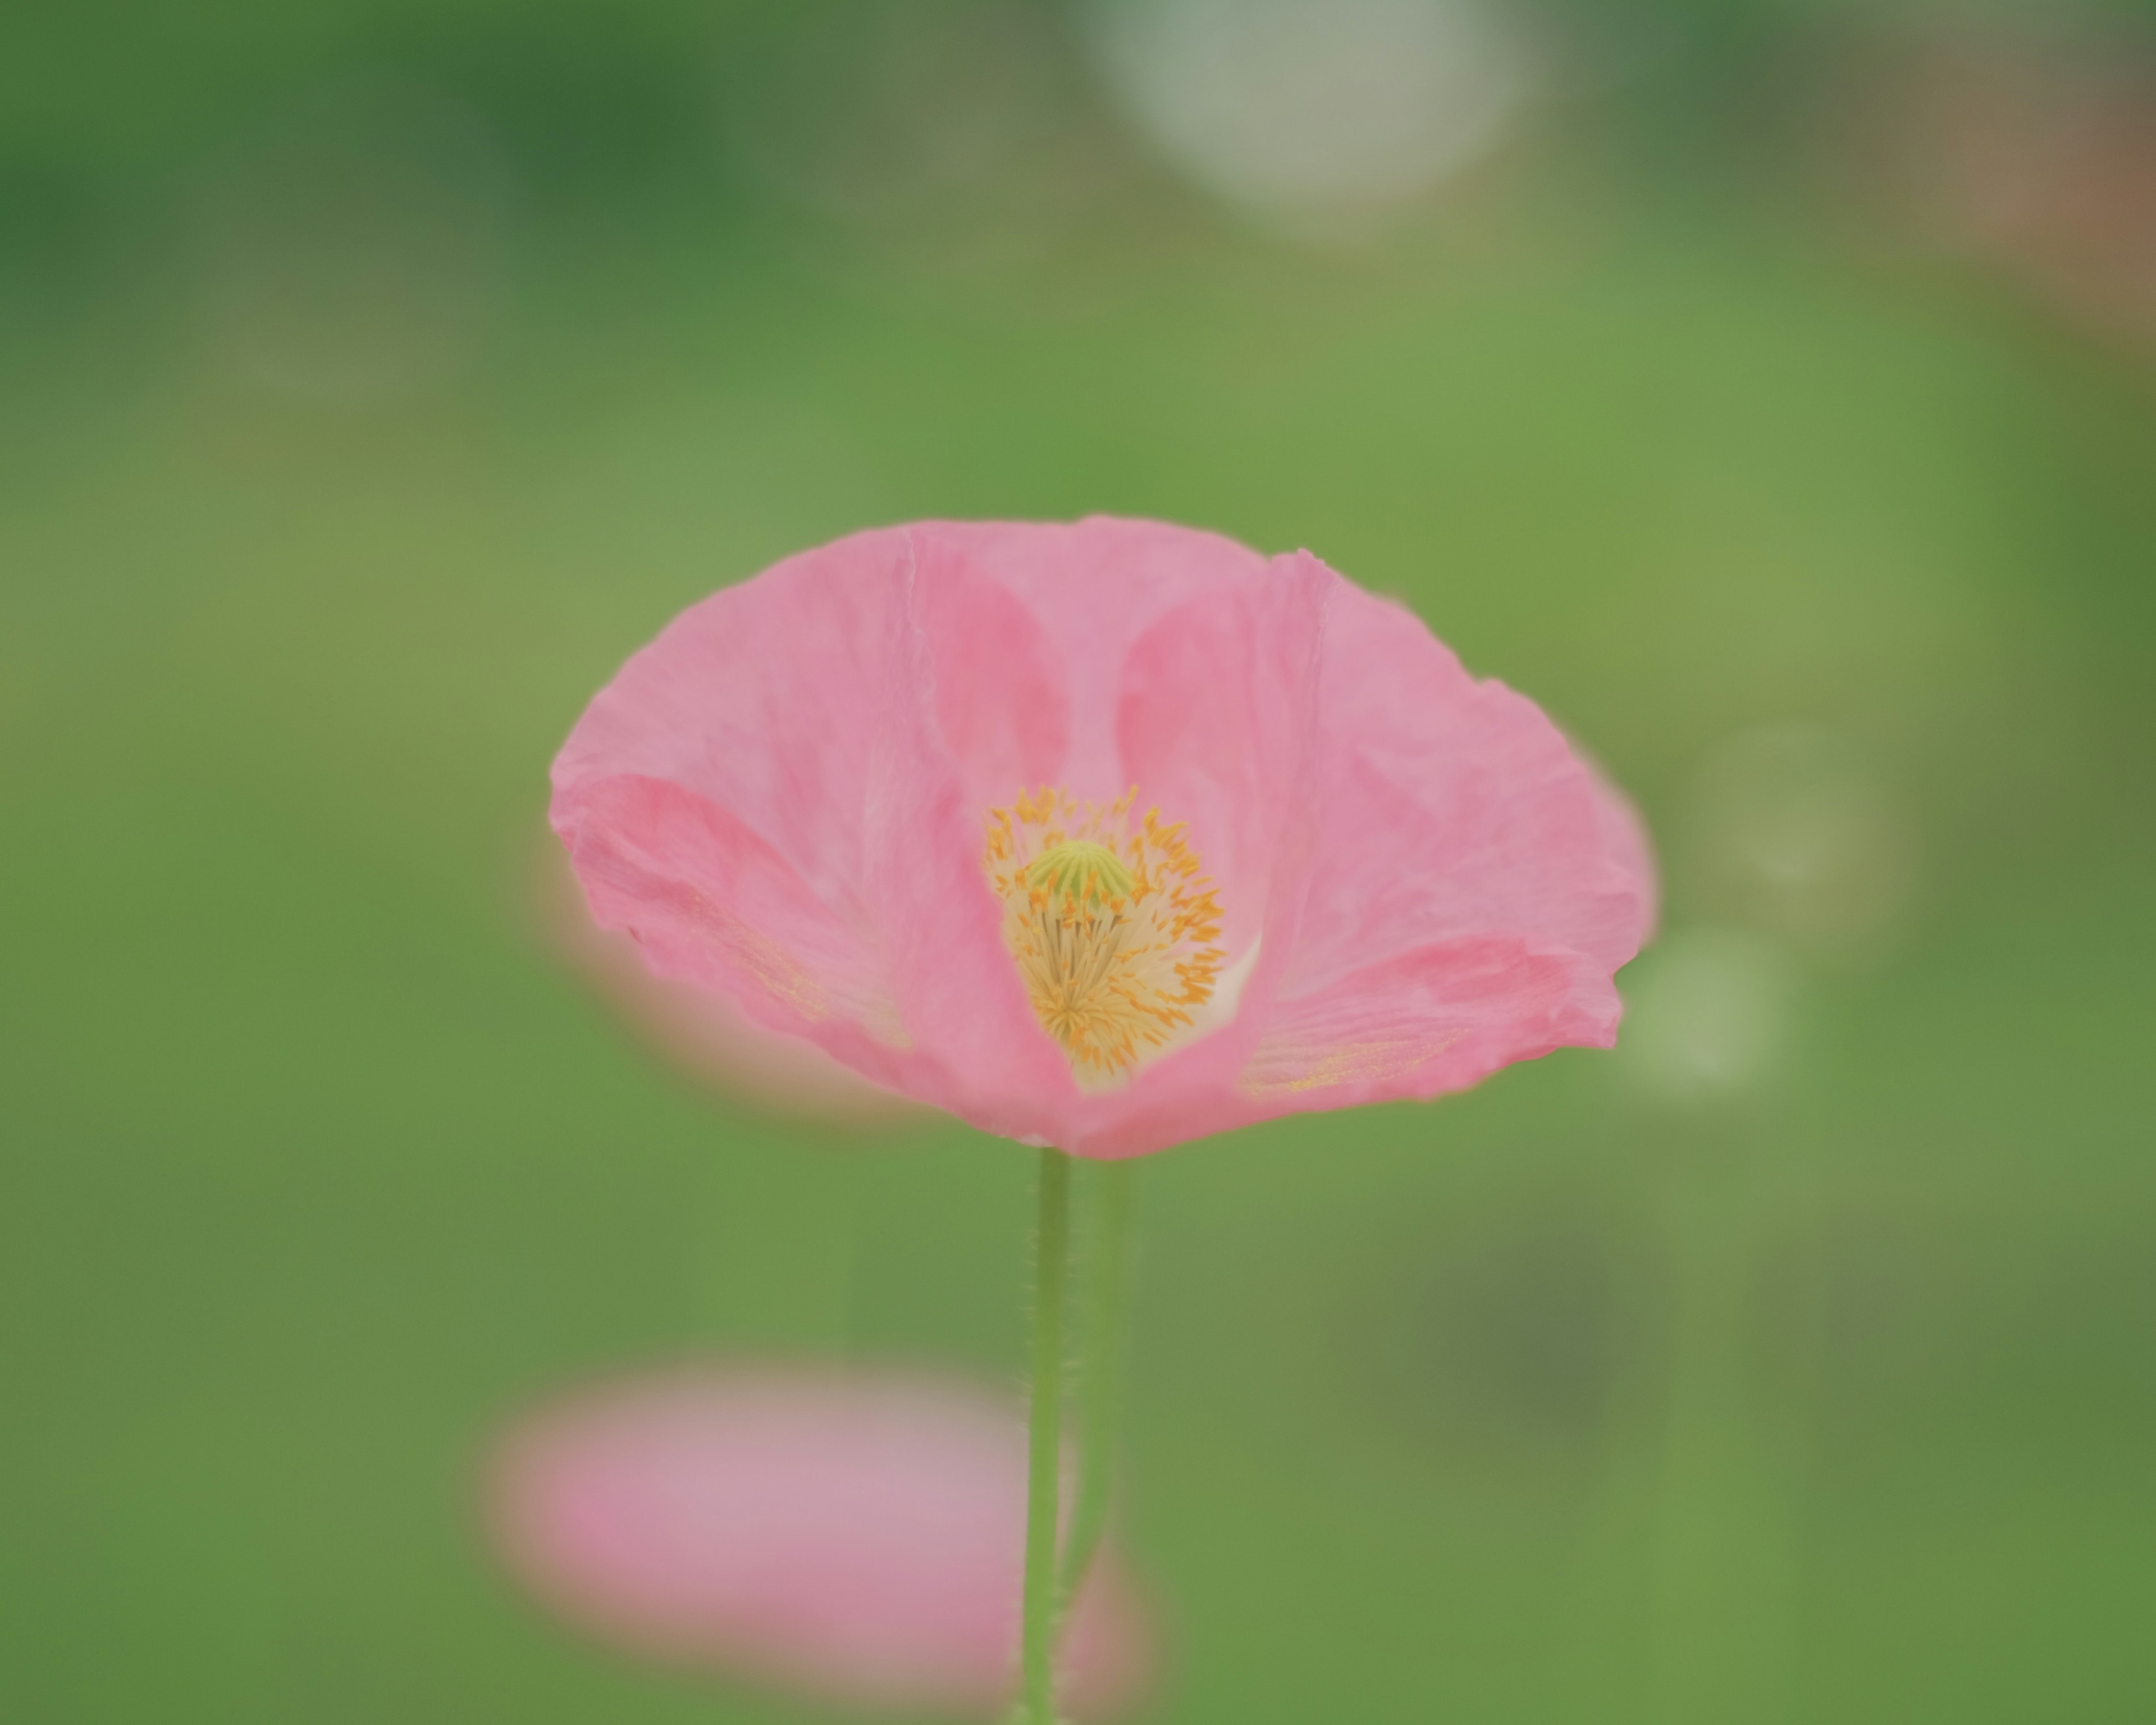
[[1020, 1147, 1074, 1725], [1060, 1159, 1138, 1612]]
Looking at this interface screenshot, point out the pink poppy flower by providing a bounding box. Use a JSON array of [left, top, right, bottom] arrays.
[[487, 1366, 1152, 1718], [532, 834, 919, 1124], [551, 517, 1652, 1158]]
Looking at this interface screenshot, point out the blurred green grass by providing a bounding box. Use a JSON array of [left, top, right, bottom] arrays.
[[5, 3, 2156, 1722]]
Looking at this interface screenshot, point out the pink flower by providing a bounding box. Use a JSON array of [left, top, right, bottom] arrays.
[[551, 518, 1653, 1158], [487, 1367, 1152, 1718]]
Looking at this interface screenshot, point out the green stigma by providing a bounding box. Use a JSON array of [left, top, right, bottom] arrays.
[[1027, 840, 1135, 906]]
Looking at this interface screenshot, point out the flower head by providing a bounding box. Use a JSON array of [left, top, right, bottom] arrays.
[[487, 1367, 1150, 1718], [551, 518, 1653, 1157]]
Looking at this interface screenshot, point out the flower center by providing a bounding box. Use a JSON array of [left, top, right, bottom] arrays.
[[985, 787, 1225, 1083]]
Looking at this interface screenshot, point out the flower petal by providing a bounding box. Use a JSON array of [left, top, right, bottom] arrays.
[[1239, 935, 1607, 1105], [1114, 547, 1333, 951], [535, 832, 917, 1122], [909, 527, 1074, 818], [914, 516, 1279, 801], [1234, 563, 1654, 1117], [552, 527, 1074, 1142]]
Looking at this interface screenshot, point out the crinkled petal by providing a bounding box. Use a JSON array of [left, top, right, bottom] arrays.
[[1222, 565, 1655, 1128], [551, 527, 1075, 1144], [914, 517, 1279, 814], [536, 833, 917, 1122], [1239, 936, 1606, 1105]]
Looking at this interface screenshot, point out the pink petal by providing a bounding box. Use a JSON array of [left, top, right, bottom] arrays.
[[1227, 568, 1656, 1123], [487, 1367, 1153, 1718], [534, 834, 919, 1124], [911, 517, 1281, 814], [551, 528, 1076, 1145], [1113, 544, 1332, 952]]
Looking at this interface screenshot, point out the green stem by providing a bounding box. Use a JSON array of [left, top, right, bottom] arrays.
[[1059, 1160, 1138, 1612], [1020, 1147, 1074, 1725]]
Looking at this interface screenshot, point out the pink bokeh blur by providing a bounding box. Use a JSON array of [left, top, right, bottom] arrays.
[[487, 1366, 1153, 1719]]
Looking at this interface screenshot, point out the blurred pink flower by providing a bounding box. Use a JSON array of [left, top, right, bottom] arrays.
[[551, 517, 1653, 1158], [487, 1367, 1152, 1718], [534, 834, 919, 1124]]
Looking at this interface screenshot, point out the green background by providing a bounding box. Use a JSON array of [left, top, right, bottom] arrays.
[[4, 2, 2154, 1721]]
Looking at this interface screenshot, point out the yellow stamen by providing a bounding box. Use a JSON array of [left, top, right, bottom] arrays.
[[984, 785, 1226, 1083]]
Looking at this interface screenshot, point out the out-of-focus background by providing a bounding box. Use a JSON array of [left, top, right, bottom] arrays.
[[5, 0, 2154, 1719]]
